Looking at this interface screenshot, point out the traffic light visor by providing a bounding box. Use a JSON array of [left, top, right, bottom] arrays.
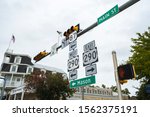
[[33, 51, 48, 61]]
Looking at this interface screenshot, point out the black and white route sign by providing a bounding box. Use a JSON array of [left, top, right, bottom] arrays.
[[83, 40, 95, 52], [69, 49, 77, 59], [83, 47, 98, 66], [69, 69, 77, 80], [69, 31, 77, 43], [68, 55, 79, 71], [85, 64, 97, 76], [69, 40, 77, 51], [61, 38, 69, 49]]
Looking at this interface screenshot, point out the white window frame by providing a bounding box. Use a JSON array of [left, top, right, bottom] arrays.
[[26, 67, 33, 74], [4, 55, 11, 63], [10, 65, 18, 72], [14, 56, 21, 64]]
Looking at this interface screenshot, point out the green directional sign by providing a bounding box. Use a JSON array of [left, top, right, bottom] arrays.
[[70, 76, 96, 88], [97, 5, 119, 25]]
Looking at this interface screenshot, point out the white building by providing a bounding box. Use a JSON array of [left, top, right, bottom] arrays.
[[0, 49, 66, 100]]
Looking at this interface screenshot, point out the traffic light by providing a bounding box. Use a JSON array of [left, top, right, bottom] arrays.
[[33, 51, 48, 62], [63, 24, 80, 38], [119, 80, 128, 85], [117, 64, 136, 80]]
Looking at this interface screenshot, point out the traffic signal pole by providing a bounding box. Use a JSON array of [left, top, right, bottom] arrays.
[[34, 0, 140, 62], [112, 51, 123, 100], [77, 0, 140, 37], [57, 0, 140, 50]]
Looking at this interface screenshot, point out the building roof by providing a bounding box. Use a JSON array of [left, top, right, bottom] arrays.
[[5, 49, 32, 59], [34, 64, 66, 74]]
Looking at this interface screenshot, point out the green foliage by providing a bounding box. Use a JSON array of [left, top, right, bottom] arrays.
[[110, 85, 130, 96], [135, 79, 150, 100], [101, 84, 106, 88], [128, 28, 150, 79], [110, 85, 117, 93], [25, 71, 75, 100], [121, 88, 130, 96], [128, 27, 150, 99]]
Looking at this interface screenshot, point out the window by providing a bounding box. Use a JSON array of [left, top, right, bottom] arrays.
[[76, 88, 79, 92], [87, 88, 89, 93], [4, 56, 10, 63], [14, 56, 21, 64], [17, 78, 20, 82], [27, 67, 33, 73], [11, 65, 18, 72]]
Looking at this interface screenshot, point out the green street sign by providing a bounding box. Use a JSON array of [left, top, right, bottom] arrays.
[[70, 76, 96, 88], [97, 5, 119, 25]]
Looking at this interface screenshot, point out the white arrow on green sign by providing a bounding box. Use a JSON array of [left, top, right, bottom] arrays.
[[70, 75, 96, 88], [97, 5, 119, 25]]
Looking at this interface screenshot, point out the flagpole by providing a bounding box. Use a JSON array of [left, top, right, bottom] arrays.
[[7, 38, 12, 50], [7, 35, 15, 50]]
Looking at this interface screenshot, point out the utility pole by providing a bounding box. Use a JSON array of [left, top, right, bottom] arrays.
[[148, 27, 150, 33], [112, 51, 123, 100], [81, 87, 84, 100]]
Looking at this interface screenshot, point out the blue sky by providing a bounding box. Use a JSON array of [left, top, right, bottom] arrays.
[[0, 0, 149, 96]]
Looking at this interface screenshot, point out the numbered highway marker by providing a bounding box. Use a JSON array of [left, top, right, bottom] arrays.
[[83, 47, 98, 66], [68, 55, 79, 71]]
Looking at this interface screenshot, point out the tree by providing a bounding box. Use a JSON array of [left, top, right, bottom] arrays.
[[101, 84, 106, 88], [110, 85, 117, 93], [128, 27, 150, 99], [25, 71, 75, 100], [110, 85, 130, 96], [128, 28, 150, 79], [121, 88, 130, 96], [135, 79, 150, 100]]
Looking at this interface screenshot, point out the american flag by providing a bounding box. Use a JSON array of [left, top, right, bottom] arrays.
[[12, 35, 15, 43]]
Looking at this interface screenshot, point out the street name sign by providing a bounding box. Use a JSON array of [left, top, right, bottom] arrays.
[[70, 75, 96, 88], [83, 47, 98, 66], [97, 5, 119, 25], [85, 64, 97, 76], [69, 69, 77, 81], [68, 55, 79, 71], [50, 43, 58, 56]]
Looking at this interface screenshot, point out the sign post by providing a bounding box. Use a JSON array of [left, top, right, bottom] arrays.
[[112, 51, 123, 100]]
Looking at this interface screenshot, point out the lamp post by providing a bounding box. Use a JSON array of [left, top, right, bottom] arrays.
[[0, 76, 6, 100], [112, 51, 123, 100]]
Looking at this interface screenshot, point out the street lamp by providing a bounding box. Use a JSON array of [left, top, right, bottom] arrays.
[[0, 76, 6, 100]]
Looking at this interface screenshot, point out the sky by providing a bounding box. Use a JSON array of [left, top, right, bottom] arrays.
[[0, 0, 149, 96]]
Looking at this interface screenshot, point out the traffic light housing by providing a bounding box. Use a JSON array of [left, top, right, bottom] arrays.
[[33, 51, 48, 62], [117, 64, 136, 81], [63, 24, 80, 38], [119, 80, 128, 85]]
